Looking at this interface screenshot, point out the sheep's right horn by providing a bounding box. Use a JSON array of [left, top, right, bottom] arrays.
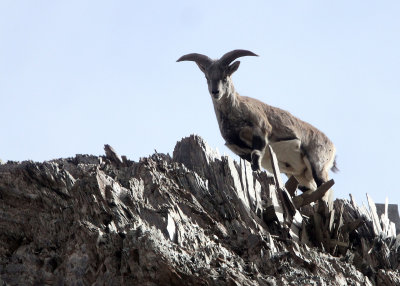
[[219, 49, 258, 66], [177, 53, 213, 68]]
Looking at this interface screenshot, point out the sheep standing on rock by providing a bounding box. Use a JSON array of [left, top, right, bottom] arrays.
[[177, 50, 337, 202]]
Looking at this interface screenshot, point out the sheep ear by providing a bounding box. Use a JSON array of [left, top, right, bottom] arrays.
[[196, 63, 207, 74], [227, 61, 240, 75]]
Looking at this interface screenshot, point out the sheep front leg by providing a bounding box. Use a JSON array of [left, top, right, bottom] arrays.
[[250, 130, 267, 171]]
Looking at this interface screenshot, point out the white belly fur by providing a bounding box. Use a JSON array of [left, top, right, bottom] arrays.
[[261, 139, 316, 190], [226, 139, 317, 190]]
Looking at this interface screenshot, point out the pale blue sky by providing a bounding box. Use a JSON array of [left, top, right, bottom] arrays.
[[1, 1, 399, 205]]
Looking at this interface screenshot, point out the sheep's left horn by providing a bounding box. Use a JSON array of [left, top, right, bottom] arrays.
[[219, 49, 258, 66], [176, 53, 213, 68]]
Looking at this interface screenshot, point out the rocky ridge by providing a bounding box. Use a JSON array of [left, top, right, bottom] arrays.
[[0, 135, 399, 285]]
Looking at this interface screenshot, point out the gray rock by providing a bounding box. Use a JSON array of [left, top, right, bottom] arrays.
[[0, 135, 397, 285], [376, 203, 400, 235]]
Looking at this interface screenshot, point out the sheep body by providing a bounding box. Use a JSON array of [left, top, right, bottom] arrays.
[[177, 50, 336, 199]]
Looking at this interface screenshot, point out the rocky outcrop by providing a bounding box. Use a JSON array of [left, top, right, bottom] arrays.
[[0, 135, 399, 285], [376, 204, 400, 235]]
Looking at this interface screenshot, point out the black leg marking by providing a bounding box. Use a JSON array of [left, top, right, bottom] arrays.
[[298, 185, 310, 192], [226, 134, 252, 150], [251, 151, 261, 171], [239, 153, 251, 162], [251, 133, 266, 171], [252, 134, 266, 151]]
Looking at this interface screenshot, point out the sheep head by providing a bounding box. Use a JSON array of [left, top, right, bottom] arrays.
[[177, 49, 258, 100]]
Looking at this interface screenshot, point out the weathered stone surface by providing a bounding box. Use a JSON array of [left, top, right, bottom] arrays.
[[376, 203, 400, 235], [0, 135, 398, 285]]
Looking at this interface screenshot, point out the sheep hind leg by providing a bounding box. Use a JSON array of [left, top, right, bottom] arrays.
[[317, 170, 333, 204], [294, 155, 317, 192], [310, 165, 334, 211]]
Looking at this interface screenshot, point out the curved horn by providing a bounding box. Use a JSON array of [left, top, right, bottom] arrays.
[[219, 49, 258, 66], [176, 53, 213, 68]]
